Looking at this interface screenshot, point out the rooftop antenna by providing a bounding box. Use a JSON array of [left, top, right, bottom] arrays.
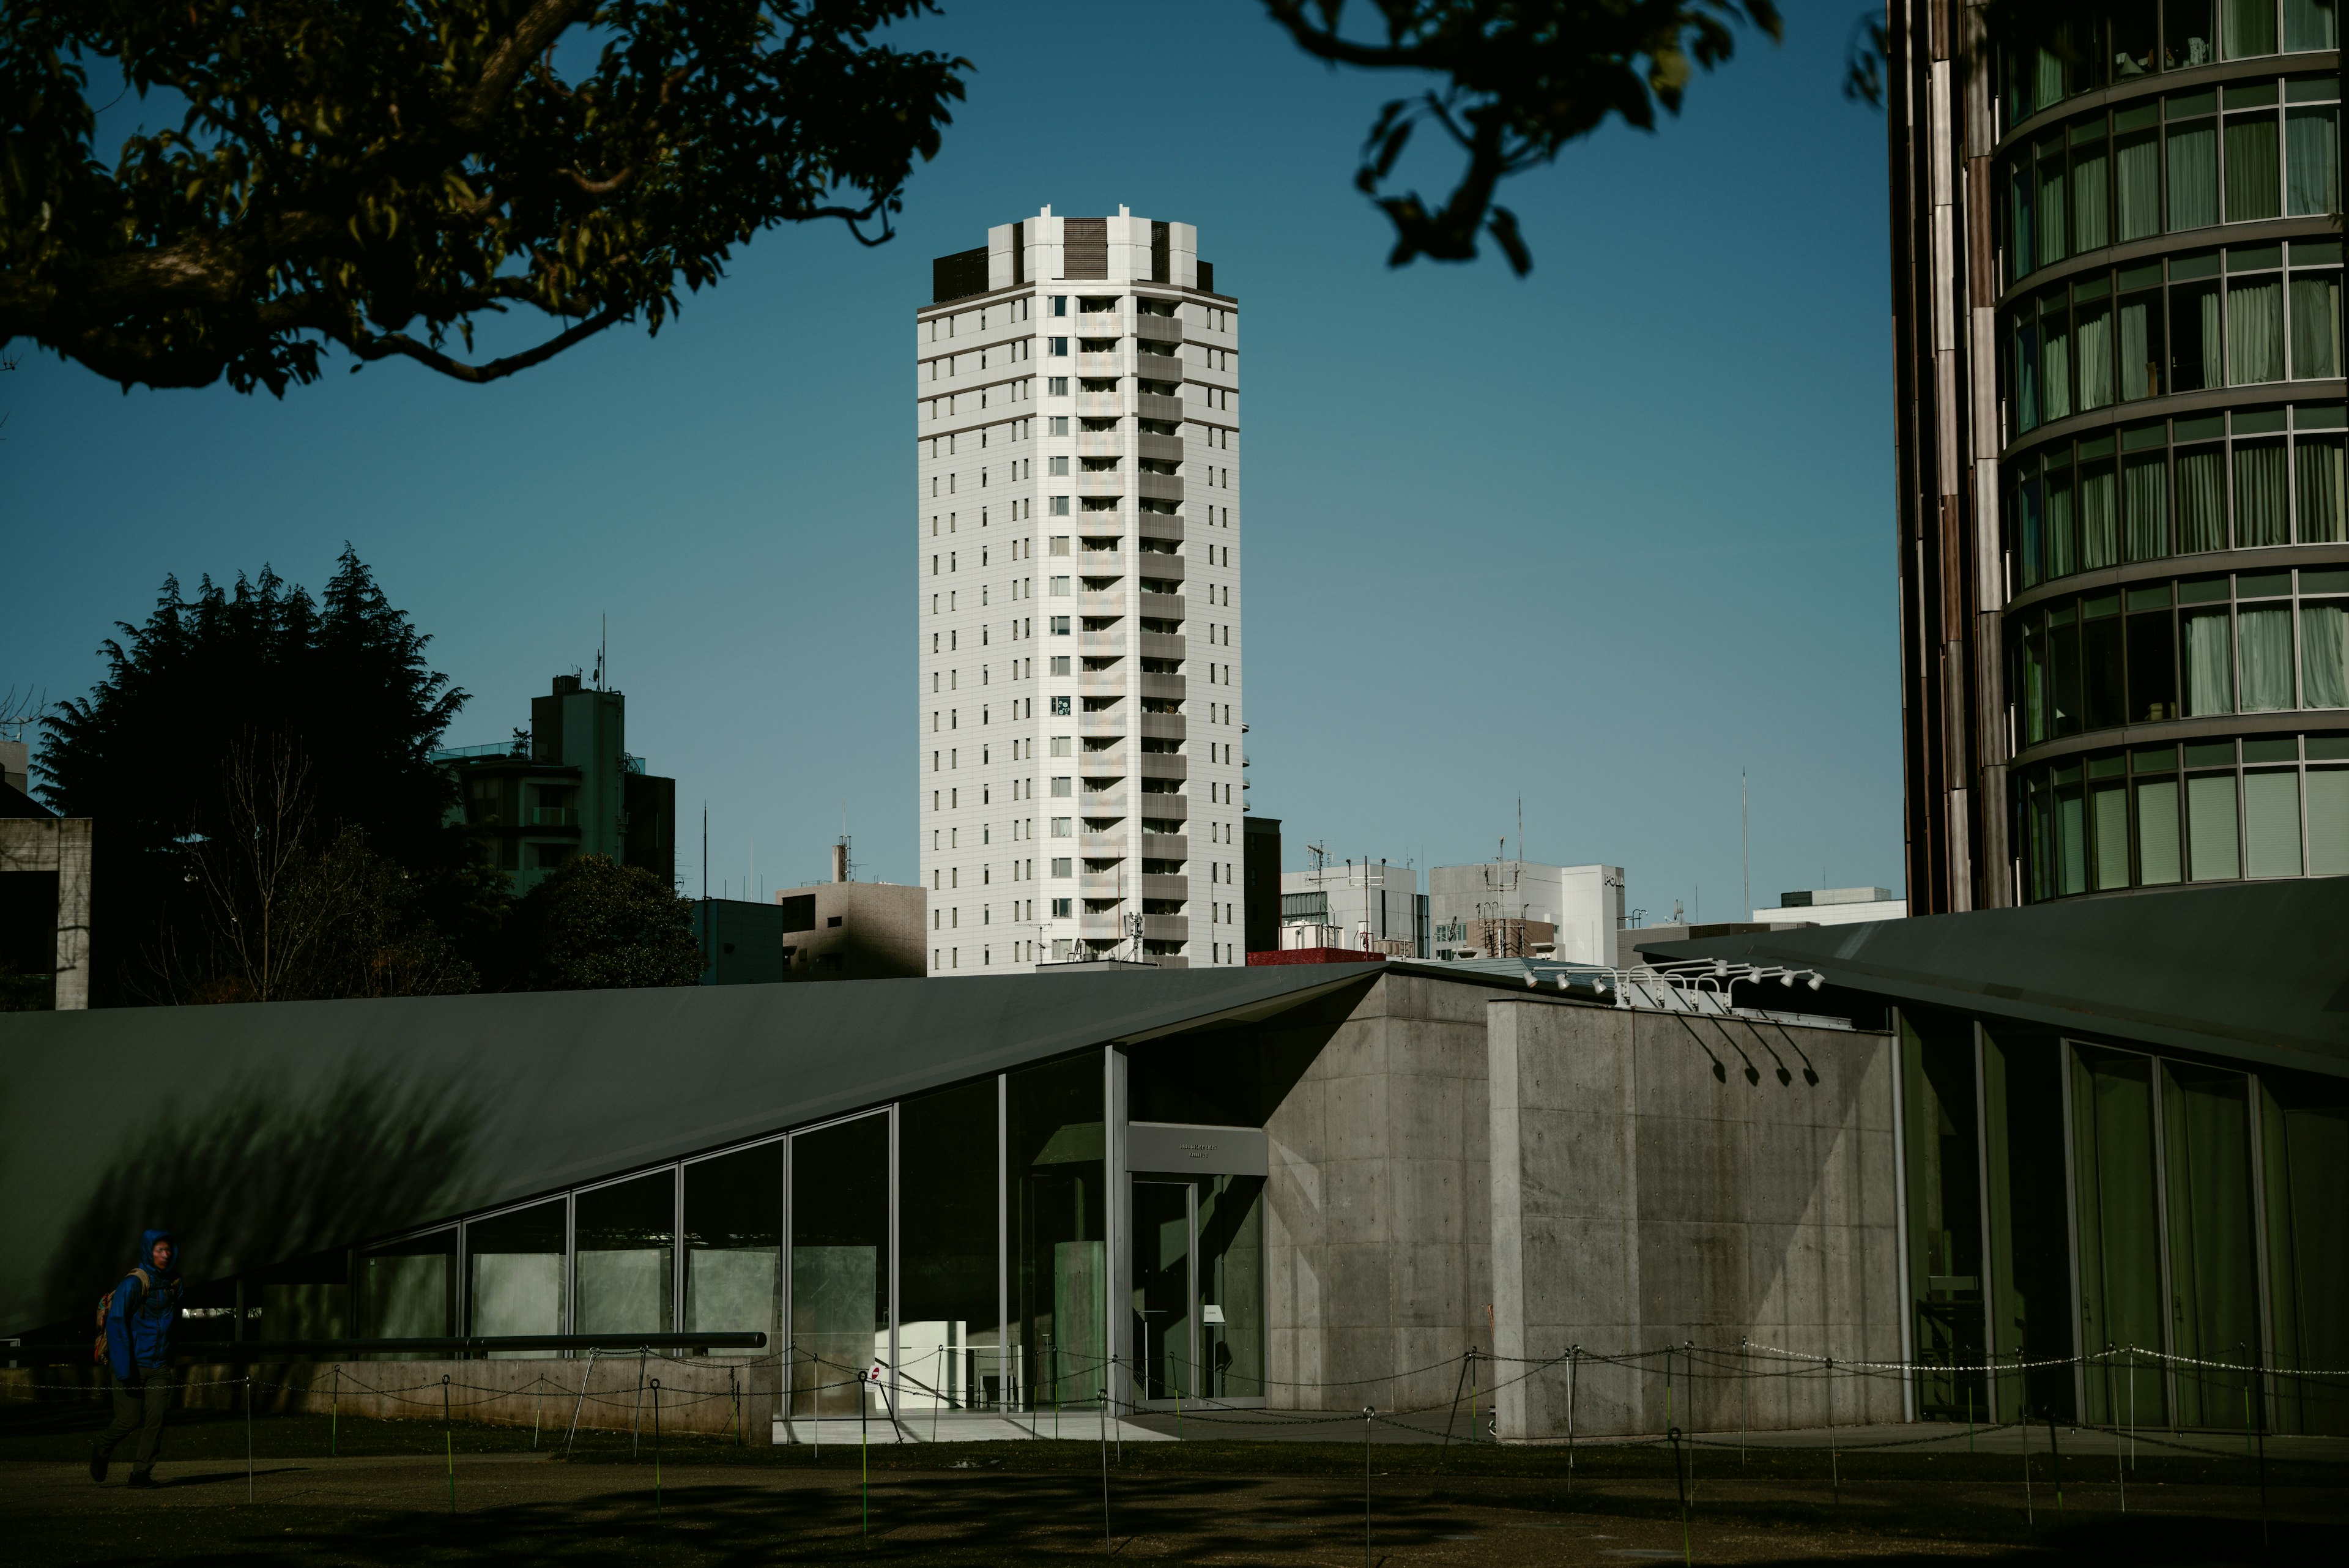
[[1741, 770, 1750, 924], [594, 614, 607, 690]]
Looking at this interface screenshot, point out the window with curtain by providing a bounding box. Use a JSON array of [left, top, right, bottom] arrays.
[[2188, 771, 2243, 879], [2238, 603, 2297, 707], [2172, 281, 2222, 390], [2286, 105, 2340, 212], [2310, 768, 2349, 872], [2176, 445, 2229, 550], [2074, 135, 2111, 253], [2285, 0, 2340, 48], [2184, 608, 2237, 713], [2036, 47, 2068, 111], [2224, 113, 2284, 220], [2056, 777, 2088, 894], [2082, 459, 2120, 567], [2298, 436, 2347, 540], [2245, 771, 2304, 875], [2303, 600, 2349, 704], [2137, 774, 2184, 883], [2009, 162, 2037, 284], [2078, 300, 2115, 411], [2049, 464, 2079, 576], [2170, 0, 2219, 65], [2289, 272, 2340, 377], [2039, 143, 2070, 270], [2224, 0, 2280, 54], [2229, 275, 2285, 382], [2091, 781, 2132, 888], [2169, 117, 2221, 229], [2117, 128, 2163, 240], [2043, 300, 2074, 421], [2023, 621, 2049, 744], [2014, 317, 2041, 429], [2120, 289, 2164, 398], [2234, 439, 2291, 543], [2125, 450, 2172, 560]]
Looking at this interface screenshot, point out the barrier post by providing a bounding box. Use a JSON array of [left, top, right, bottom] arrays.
[[1099, 1382, 1112, 1556], [1669, 1422, 1690, 1567], [2253, 1345, 2269, 1548], [1362, 1405, 1375, 1568], [2021, 1389, 2033, 1525], [1825, 1358, 1838, 1506], [2106, 1345, 2123, 1513], [861, 1365, 870, 1539], [442, 1374, 455, 1514], [331, 1364, 340, 1457], [1438, 1350, 1471, 1465], [245, 1374, 254, 1504], [2047, 1411, 2063, 1514], [1566, 1347, 1579, 1494], [1738, 1337, 1748, 1466], [651, 1380, 662, 1518]]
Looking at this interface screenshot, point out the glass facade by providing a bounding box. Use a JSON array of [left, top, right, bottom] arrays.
[[1901, 1013, 2349, 1432], [1994, 10, 2348, 904], [322, 1047, 1269, 1416]]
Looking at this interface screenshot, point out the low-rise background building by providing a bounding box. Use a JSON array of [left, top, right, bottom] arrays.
[[771, 841, 926, 981], [1753, 886, 1910, 927], [1428, 858, 1624, 966]]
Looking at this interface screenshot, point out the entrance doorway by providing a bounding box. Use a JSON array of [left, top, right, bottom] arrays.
[[1128, 1173, 1264, 1405]]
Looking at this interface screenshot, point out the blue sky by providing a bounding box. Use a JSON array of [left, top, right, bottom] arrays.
[[6, 1, 1895, 921]]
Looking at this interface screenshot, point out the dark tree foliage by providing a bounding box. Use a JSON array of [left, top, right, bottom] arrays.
[[37, 549, 471, 1000], [1265, 1, 1782, 272], [1, 0, 966, 391], [507, 853, 703, 989]]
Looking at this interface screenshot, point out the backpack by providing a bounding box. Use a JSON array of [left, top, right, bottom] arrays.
[[91, 1268, 154, 1367]]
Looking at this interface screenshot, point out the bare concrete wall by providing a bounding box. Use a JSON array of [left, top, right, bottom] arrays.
[[1263, 972, 1492, 1417], [1487, 998, 1901, 1439]]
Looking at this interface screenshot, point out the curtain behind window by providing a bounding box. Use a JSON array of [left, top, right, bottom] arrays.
[[2198, 288, 2224, 386], [2238, 604, 2295, 708], [2049, 466, 2079, 576], [2303, 601, 2349, 706], [2244, 771, 2304, 877], [2077, 303, 2115, 410], [2309, 770, 2349, 874], [2117, 132, 2162, 240], [2019, 473, 2046, 587], [2039, 149, 2069, 270], [2225, 0, 2280, 53], [2286, 0, 2340, 48], [2287, 106, 2340, 213], [2137, 775, 2183, 884], [2024, 625, 2048, 743], [2188, 773, 2242, 880], [2044, 305, 2074, 420], [2169, 120, 2221, 229], [2224, 114, 2283, 220], [2036, 48, 2066, 108], [2184, 610, 2236, 713], [2092, 784, 2132, 890], [2234, 440, 2290, 544], [2125, 451, 2170, 560], [2289, 272, 2339, 377], [2121, 297, 2156, 398], [2082, 461, 2119, 567], [2230, 277, 2285, 383], [2176, 446, 2228, 551], [2296, 436, 2346, 541], [2011, 163, 2037, 284], [2016, 319, 2041, 429], [2075, 142, 2111, 252]]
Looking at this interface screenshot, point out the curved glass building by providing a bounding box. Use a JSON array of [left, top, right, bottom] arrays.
[[1891, 2, 2345, 910]]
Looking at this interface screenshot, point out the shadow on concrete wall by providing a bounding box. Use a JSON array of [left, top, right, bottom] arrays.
[[35, 1061, 490, 1329]]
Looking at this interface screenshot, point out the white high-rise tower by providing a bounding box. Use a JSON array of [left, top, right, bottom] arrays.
[[917, 207, 1244, 973]]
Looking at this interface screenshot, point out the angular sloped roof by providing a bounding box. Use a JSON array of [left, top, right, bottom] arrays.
[[1642, 879, 2349, 1078]]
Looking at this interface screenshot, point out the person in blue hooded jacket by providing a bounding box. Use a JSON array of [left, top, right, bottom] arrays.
[[90, 1228, 184, 1488]]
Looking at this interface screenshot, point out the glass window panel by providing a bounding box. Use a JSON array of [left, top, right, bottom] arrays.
[[2049, 464, 2079, 576], [2078, 300, 2115, 411], [2074, 136, 2112, 252], [1198, 1174, 1266, 1399], [2170, 1, 2220, 67], [2018, 470, 2046, 587], [2120, 289, 2165, 398], [2051, 612, 2084, 735], [2289, 271, 2340, 377], [682, 1140, 782, 1354], [2169, 117, 2221, 229], [2224, 112, 2284, 220], [2082, 459, 2120, 567], [2176, 445, 2228, 549], [2225, 0, 2280, 53], [2244, 770, 2307, 874], [2090, 781, 2132, 887], [2162, 1064, 2263, 1429], [2189, 770, 2244, 877], [2235, 437, 2291, 543], [2025, 775, 2052, 900], [2124, 450, 2170, 560], [2056, 776, 2088, 894], [2172, 281, 2222, 391], [790, 1112, 890, 1417], [2184, 608, 2238, 713], [2262, 1079, 2349, 1436], [2009, 160, 2037, 286], [2024, 621, 2049, 744], [2287, 104, 2342, 212], [1009, 1053, 1106, 1413], [2118, 130, 2164, 240], [2044, 299, 2074, 422], [899, 1079, 1004, 1411], [2015, 316, 2041, 430], [466, 1200, 565, 1349], [2285, 0, 2340, 47], [2038, 48, 2068, 113], [2304, 600, 2349, 704], [2072, 1048, 2170, 1422], [357, 1228, 455, 1342], [2239, 603, 2297, 707], [2307, 768, 2349, 869], [2298, 435, 2347, 540], [2229, 275, 2287, 383], [2137, 776, 2184, 882], [2085, 611, 2128, 729], [2040, 144, 2070, 270], [576, 1169, 675, 1336], [2128, 609, 2180, 720]]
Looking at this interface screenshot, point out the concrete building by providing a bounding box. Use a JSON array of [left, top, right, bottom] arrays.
[[433, 674, 677, 894], [1427, 860, 1624, 967], [772, 844, 926, 981], [0, 739, 91, 1011], [1751, 886, 1911, 927], [1242, 815, 1281, 956], [1887, 9, 2349, 913], [697, 899, 787, 985], [1278, 857, 1421, 957], [919, 207, 1245, 973]]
